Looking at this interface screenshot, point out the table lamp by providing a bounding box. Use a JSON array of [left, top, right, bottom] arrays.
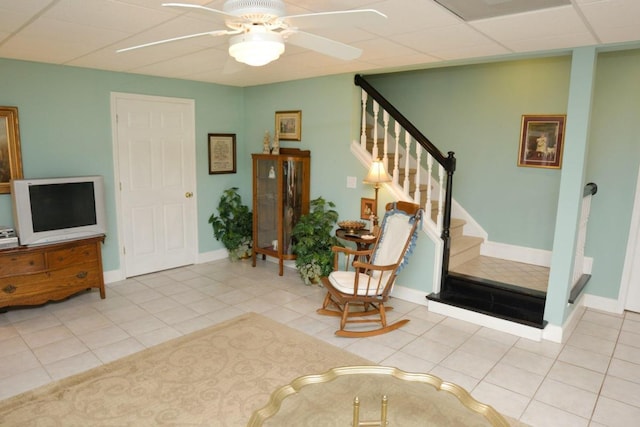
[[363, 158, 392, 233]]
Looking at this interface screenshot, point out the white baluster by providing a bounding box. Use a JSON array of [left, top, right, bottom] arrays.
[[393, 122, 400, 185], [437, 164, 445, 233], [372, 101, 379, 159], [383, 111, 389, 171], [413, 144, 422, 203], [426, 155, 433, 224], [360, 89, 367, 149], [403, 132, 411, 196]]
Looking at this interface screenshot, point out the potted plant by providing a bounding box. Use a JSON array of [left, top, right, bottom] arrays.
[[292, 197, 342, 285], [209, 187, 253, 260]]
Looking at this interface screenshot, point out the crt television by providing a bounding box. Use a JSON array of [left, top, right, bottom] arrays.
[[11, 176, 107, 246]]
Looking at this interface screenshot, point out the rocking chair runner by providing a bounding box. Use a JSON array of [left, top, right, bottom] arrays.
[[318, 201, 423, 337]]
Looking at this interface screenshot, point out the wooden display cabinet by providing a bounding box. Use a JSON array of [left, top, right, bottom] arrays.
[[0, 235, 105, 310], [252, 148, 310, 275]]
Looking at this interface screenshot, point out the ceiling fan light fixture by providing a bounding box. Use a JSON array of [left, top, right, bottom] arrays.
[[228, 28, 284, 66]]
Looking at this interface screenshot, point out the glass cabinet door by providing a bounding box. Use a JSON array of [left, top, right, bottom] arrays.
[[281, 159, 305, 255], [255, 158, 278, 251]]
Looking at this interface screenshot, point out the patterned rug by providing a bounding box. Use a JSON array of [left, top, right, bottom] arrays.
[[0, 313, 371, 426]]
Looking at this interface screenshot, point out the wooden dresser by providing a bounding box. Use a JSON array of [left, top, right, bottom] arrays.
[[0, 235, 105, 309]]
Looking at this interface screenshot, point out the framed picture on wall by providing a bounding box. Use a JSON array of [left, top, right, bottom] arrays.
[[208, 133, 236, 174], [0, 106, 23, 194], [360, 197, 375, 220], [275, 110, 302, 141], [517, 114, 566, 169]]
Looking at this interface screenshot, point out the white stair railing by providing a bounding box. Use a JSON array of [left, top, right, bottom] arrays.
[[360, 88, 446, 235]]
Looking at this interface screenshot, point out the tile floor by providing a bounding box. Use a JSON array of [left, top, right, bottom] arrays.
[[1, 259, 639, 427]]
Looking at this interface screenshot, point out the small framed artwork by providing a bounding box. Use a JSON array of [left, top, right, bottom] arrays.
[[0, 106, 23, 194], [275, 110, 302, 141], [360, 197, 375, 220], [518, 114, 566, 169], [208, 133, 236, 174]]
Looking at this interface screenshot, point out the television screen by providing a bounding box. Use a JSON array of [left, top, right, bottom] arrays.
[[30, 182, 97, 232], [11, 176, 106, 246]]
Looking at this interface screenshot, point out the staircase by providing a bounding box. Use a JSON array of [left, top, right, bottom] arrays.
[[356, 74, 549, 329]]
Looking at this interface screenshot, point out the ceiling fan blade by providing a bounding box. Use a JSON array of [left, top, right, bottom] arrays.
[[116, 30, 229, 53], [162, 2, 239, 20], [280, 9, 386, 30], [284, 31, 362, 61]]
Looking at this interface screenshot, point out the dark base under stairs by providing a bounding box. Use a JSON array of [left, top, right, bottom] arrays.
[[427, 272, 547, 329]]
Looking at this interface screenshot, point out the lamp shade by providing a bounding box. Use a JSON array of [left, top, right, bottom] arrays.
[[228, 27, 285, 67], [363, 159, 392, 185]]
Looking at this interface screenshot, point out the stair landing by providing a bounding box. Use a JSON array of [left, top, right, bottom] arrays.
[[449, 255, 549, 294]]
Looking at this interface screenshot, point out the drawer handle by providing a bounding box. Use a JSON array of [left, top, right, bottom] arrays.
[[2, 285, 16, 294], [77, 271, 88, 279]]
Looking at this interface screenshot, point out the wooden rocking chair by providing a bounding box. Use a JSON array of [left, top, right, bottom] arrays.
[[317, 201, 422, 337]]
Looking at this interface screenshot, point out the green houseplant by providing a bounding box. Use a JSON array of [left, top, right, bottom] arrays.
[[292, 197, 342, 285], [209, 187, 253, 260]]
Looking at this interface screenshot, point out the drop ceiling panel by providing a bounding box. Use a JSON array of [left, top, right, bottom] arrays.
[[471, 6, 597, 51], [578, 0, 640, 43], [0, 0, 639, 86], [0, 18, 127, 63]]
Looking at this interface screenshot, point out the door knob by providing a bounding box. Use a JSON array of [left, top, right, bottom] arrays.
[[185, 192, 193, 198]]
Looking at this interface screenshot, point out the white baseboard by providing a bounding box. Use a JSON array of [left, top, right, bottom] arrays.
[[427, 299, 545, 341], [481, 241, 593, 275], [392, 285, 429, 306], [481, 241, 552, 266]]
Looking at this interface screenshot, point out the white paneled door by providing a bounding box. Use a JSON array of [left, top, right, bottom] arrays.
[[112, 93, 197, 277]]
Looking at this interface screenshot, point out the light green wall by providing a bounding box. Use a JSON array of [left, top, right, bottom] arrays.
[[585, 49, 640, 300], [2, 46, 640, 321], [358, 48, 640, 319], [0, 58, 246, 272], [243, 74, 371, 222], [366, 57, 572, 251]]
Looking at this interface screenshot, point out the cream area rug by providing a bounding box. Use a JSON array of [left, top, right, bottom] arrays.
[[0, 313, 371, 426]]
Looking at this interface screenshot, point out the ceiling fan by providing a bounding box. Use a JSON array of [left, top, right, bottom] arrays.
[[117, 0, 387, 67]]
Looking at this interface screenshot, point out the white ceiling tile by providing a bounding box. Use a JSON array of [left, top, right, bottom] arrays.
[[0, 0, 639, 86], [470, 6, 596, 49]]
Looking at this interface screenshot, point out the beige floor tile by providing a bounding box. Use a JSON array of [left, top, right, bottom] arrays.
[[547, 360, 605, 393], [45, 350, 102, 380], [92, 337, 145, 364], [471, 381, 530, 420], [520, 400, 589, 427], [0, 349, 40, 379], [485, 362, 545, 397], [600, 375, 640, 408], [32, 336, 89, 365], [0, 367, 51, 400], [440, 349, 497, 379], [591, 396, 640, 427], [534, 378, 598, 419], [0, 260, 636, 426], [21, 325, 74, 349]]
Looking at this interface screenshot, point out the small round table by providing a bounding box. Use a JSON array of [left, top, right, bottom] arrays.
[[336, 228, 377, 251]]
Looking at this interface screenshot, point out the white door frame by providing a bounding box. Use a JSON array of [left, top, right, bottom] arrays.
[[619, 163, 640, 312], [110, 92, 198, 280]]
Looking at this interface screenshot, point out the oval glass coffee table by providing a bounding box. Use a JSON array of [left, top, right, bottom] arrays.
[[248, 365, 509, 426]]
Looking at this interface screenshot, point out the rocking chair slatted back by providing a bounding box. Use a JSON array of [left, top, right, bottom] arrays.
[[318, 201, 422, 337]]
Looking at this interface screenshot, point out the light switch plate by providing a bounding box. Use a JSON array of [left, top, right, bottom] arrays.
[[347, 176, 357, 189]]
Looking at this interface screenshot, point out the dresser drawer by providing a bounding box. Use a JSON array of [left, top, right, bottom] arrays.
[[0, 252, 46, 276], [0, 263, 101, 305], [47, 243, 98, 270]]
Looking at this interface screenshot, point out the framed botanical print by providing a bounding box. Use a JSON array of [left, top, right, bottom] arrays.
[[208, 133, 236, 174]]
